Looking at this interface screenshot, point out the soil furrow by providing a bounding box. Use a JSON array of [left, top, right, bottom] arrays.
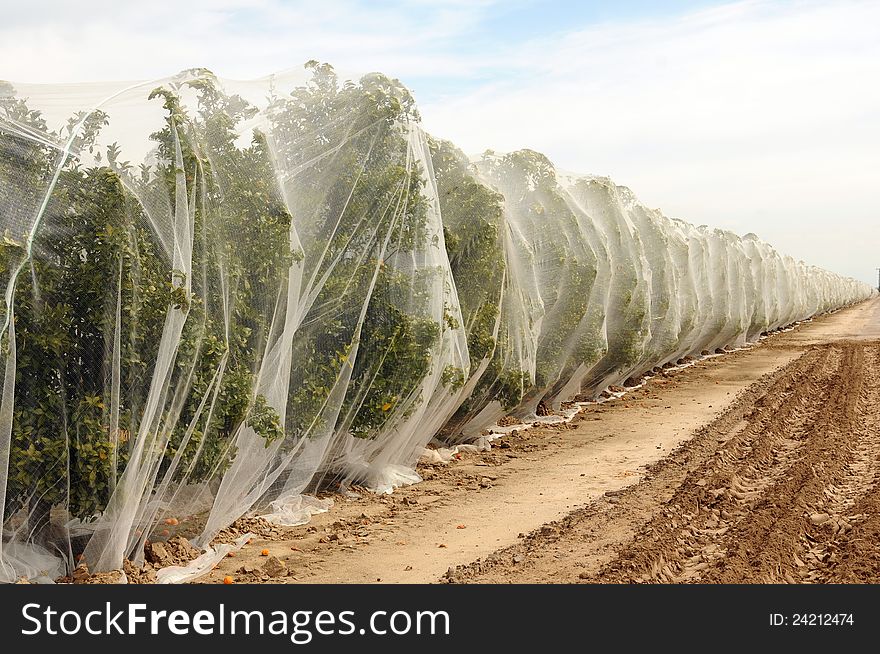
[[440, 336, 880, 584]]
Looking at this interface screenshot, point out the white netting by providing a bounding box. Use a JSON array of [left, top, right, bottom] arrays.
[[0, 64, 873, 582]]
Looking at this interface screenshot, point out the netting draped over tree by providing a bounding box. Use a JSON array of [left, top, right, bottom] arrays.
[[0, 65, 873, 582]]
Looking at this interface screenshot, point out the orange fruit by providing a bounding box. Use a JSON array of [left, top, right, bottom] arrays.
[[261, 549, 270, 556], [223, 576, 234, 585]]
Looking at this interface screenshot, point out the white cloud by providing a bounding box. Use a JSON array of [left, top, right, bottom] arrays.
[[419, 0, 880, 283], [0, 0, 499, 82]]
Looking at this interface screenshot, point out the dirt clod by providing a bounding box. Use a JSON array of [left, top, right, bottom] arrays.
[[262, 556, 288, 577]]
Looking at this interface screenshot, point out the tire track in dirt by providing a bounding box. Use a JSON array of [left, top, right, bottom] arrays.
[[592, 341, 880, 583], [444, 340, 880, 584], [440, 348, 827, 583], [794, 344, 880, 583], [609, 346, 840, 583]]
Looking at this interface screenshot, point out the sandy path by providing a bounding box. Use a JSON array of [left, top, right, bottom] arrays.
[[202, 298, 880, 584]]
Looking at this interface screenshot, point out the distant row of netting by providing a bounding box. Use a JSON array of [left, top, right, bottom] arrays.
[[0, 64, 873, 582], [432, 144, 874, 438]]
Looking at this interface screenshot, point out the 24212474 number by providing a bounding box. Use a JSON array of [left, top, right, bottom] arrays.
[[770, 613, 854, 626]]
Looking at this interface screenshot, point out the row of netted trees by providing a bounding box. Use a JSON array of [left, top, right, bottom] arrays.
[[0, 63, 873, 581]]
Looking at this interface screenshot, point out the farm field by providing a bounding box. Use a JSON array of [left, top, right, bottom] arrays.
[[196, 298, 880, 584], [3, 8, 880, 654], [4, 66, 873, 585]]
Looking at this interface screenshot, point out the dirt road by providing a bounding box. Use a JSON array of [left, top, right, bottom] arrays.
[[203, 298, 880, 584]]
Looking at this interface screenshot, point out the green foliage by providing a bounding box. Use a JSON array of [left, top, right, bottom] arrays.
[[268, 63, 443, 440], [429, 138, 504, 366], [478, 150, 601, 393], [144, 73, 291, 481], [0, 112, 143, 518], [428, 139, 532, 420], [0, 75, 289, 520], [567, 177, 649, 374]]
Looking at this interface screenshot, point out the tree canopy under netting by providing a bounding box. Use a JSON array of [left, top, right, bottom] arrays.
[[0, 64, 873, 582]]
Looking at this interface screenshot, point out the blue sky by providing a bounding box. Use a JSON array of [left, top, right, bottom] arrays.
[[1, 0, 878, 283], [392, 1, 730, 101]]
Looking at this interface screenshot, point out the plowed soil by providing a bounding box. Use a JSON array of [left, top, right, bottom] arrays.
[[202, 298, 880, 584]]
